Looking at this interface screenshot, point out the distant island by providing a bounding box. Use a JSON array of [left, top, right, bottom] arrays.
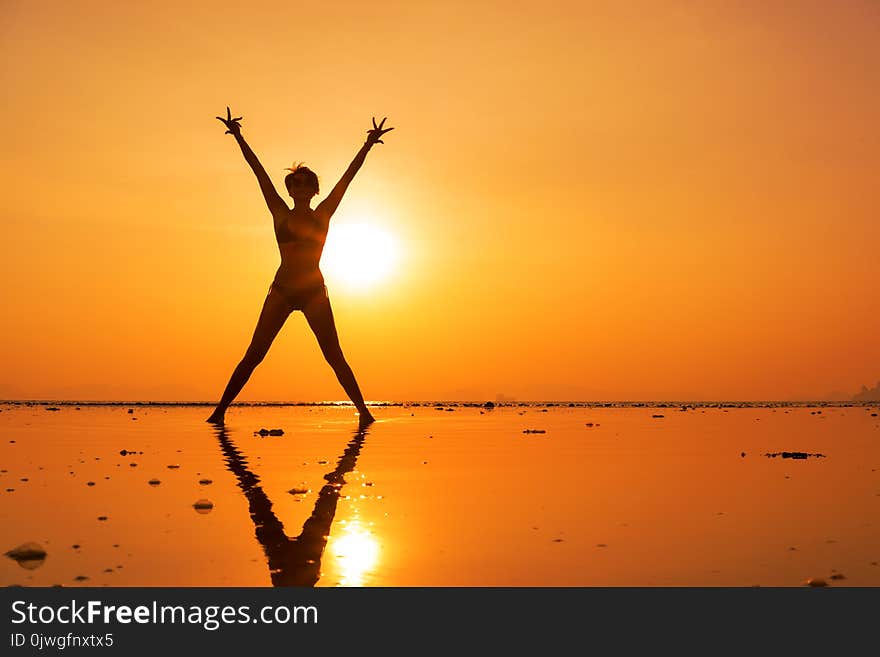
[[853, 381, 880, 402]]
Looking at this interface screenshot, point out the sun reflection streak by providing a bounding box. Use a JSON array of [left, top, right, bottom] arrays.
[[330, 517, 380, 586]]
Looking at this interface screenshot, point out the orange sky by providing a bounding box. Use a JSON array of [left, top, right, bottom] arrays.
[[2, 1, 878, 401]]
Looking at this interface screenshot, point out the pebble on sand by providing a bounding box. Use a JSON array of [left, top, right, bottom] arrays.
[[805, 578, 827, 587], [288, 488, 309, 495], [5, 542, 47, 570], [193, 499, 214, 514], [522, 429, 546, 434], [198, 478, 213, 485], [148, 479, 161, 486], [97, 516, 108, 521], [255, 428, 285, 436], [166, 464, 181, 469], [652, 414, 665, 418]]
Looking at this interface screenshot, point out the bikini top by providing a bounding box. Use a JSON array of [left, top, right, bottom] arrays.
[[275, 212, 324, 246]]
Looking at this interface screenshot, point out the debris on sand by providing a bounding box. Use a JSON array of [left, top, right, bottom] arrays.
[[483, 401, 495, 409], [287, 487, 309, 495], [198, 478, 213, 485], [522, 429, 546, 434], [652, 414, 665, 418], [193, 499, 214, 514], [765, 452, 826, 459], [166, 464, 180, 469], [45, 407, 60, 411], [805, 577, 827, 587], [5, 542, 47, 569], [148, 479, 161, 486], [254, 428, 284, 436], [829, 573, 846, 581]]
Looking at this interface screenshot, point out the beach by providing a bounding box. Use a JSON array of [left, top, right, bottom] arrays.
[[2, 402, 878, 587]]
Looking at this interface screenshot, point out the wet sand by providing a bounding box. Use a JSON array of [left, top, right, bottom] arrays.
[[2, 402, 879, 587]]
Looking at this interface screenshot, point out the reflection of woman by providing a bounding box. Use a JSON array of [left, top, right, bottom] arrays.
[[207, 108, 392, 425], [211, 422, 369, 586]]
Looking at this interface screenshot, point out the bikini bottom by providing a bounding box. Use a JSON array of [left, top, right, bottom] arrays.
[[268, 280, 328, 311]]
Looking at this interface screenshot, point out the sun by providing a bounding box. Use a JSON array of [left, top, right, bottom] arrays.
[[320, 222, 399, 290]]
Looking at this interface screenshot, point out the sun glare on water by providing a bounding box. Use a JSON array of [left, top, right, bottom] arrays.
[[320, 223, 399, 290], [330, 519, 380, 586]]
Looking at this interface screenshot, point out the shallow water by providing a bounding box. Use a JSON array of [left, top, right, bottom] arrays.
[[2, 402, 879, 586]]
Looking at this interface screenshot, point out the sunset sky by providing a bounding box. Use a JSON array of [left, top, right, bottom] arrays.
[[2, 1, 878, 402]]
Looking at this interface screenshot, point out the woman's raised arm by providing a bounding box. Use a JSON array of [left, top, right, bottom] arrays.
[[316, 117, 394, 221], [216, 107, 288, 216]]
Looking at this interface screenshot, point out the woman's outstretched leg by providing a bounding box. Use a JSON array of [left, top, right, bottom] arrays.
[[302, 293, 375, 424], [207, 290, 291, 423]]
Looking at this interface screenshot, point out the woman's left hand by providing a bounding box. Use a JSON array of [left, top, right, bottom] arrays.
[[366, 116, 394, 145]]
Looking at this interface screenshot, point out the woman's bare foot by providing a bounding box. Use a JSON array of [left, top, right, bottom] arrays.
[[358, 409, 375, 427], [206, 411, 226, 424]]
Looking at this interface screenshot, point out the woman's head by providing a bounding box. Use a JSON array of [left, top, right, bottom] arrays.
[[284, 163, 320, 199]]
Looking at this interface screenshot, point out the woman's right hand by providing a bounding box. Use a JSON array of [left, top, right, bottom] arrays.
[[366, 116, 394, 145], [215, 106, 243, 136]]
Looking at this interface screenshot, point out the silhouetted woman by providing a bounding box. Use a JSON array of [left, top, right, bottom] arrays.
[[207, 108, 393, 425]]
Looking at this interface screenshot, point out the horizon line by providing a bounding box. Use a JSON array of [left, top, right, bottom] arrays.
[[1, 399, 876, 406]]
